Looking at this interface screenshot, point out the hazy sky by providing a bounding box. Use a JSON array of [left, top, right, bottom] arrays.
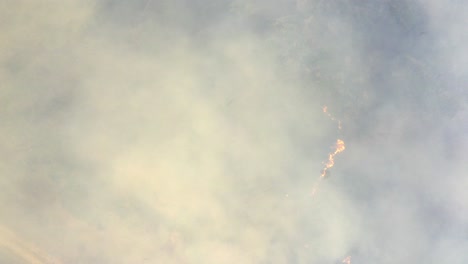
[[1, 1, 467, 263]]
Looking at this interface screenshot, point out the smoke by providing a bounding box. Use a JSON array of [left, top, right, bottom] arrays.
[[1, 0, 467, 263]]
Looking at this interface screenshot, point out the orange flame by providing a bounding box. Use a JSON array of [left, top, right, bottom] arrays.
[[320, 139, 345, 178], [319, 107, 350, 264], [311, 106, 346, 197]]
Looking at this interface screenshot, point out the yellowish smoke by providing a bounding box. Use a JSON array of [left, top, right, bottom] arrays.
[[0, 224, 61, 264]]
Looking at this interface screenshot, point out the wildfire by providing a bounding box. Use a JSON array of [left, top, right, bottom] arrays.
[[323, 106, 334, 120], [323, 105, 342, 129], [313, 106, 350, 263], [320, 139, 345, 178], [311, 106, 346, 196]]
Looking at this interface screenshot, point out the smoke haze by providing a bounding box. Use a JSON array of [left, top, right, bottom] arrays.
[[1, 1, 467, 263]]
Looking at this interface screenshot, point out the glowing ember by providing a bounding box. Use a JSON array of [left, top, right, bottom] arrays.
[[343, 256, 351, 264], [323, 105, 340, 125], [314, 106, 350, 263]]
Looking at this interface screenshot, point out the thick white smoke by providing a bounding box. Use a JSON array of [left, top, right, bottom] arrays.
[[1, 1, 467, 263]]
